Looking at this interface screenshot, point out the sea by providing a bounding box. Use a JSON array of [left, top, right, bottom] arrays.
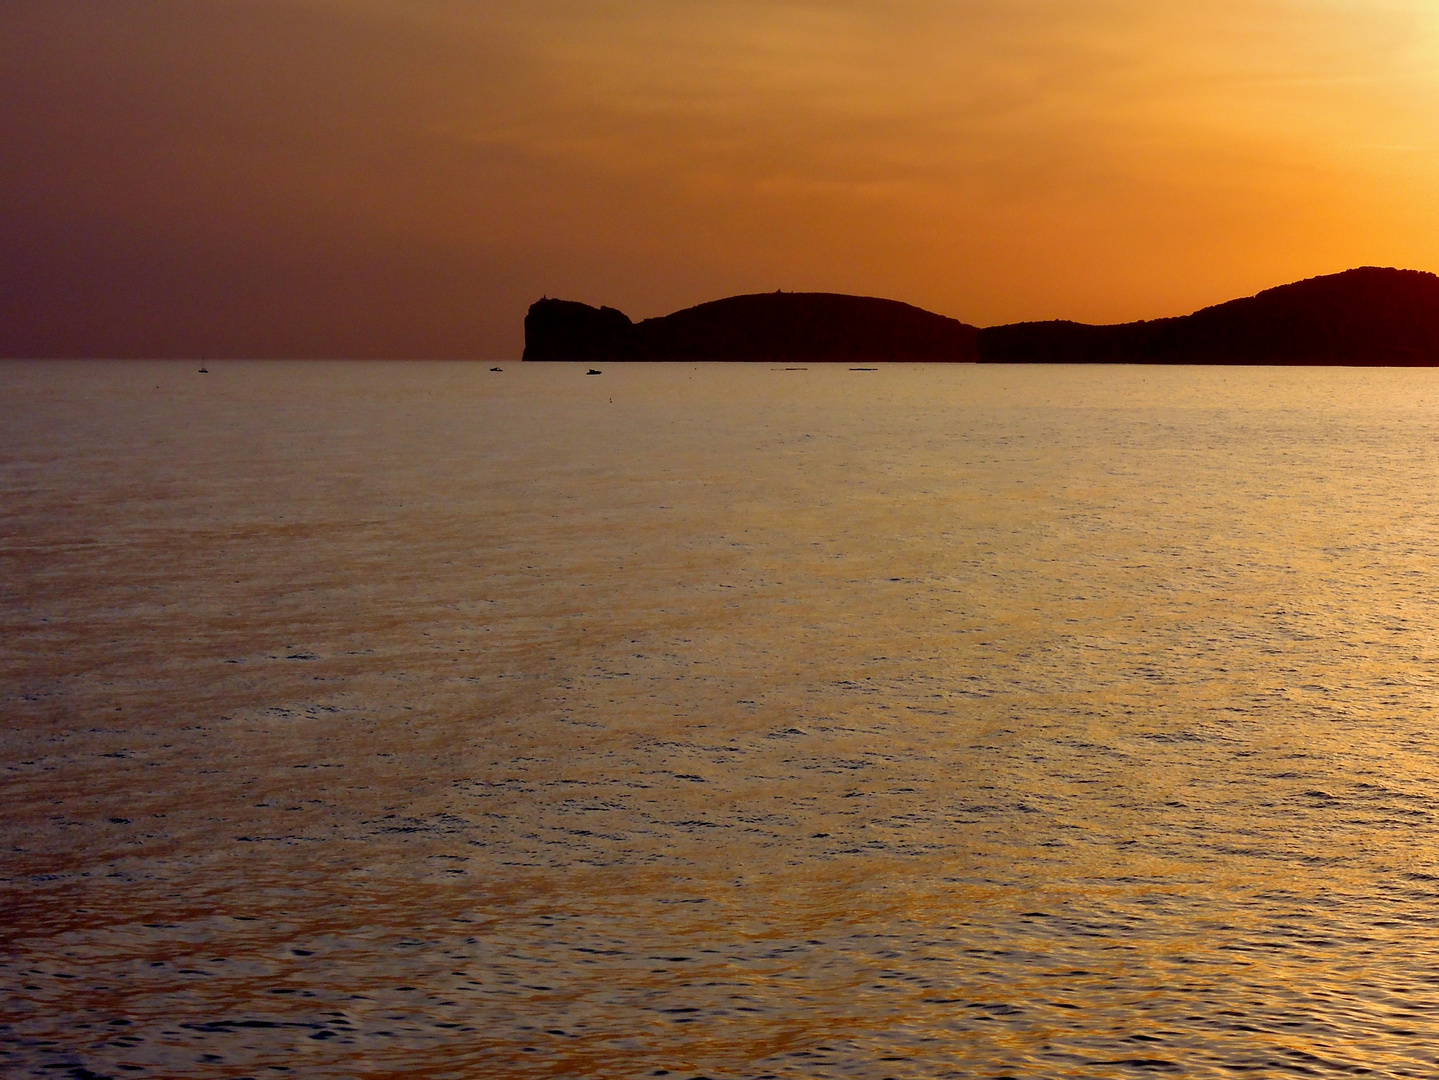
[[3, 359, 1439, 1079]]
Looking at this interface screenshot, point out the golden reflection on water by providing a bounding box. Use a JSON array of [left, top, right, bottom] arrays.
[[3, 360, 1439, 1077]]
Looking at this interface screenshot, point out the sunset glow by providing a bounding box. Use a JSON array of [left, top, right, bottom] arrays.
[[3, 1, 1438, 356], [12, 8, 1439, 1075]]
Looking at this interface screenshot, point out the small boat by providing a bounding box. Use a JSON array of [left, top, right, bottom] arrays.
[[490, 366, 502, 372], [198, 366, 209, 373], [586, 369, 602, 375]]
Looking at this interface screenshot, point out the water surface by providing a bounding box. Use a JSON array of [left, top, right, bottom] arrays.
[[4, 360, 1439, 1078]]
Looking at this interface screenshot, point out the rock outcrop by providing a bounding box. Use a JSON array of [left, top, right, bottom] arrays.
[[524, 292, 979, 362]]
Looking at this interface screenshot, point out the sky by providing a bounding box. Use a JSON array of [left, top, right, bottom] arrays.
[[3, 0, 1438, 358]]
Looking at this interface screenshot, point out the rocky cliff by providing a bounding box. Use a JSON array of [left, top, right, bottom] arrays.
[[524, 291, 979, 362]]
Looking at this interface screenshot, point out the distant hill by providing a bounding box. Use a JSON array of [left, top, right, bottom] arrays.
[[524, 292, 979, 362], [524, 267, 1439, 364], [978, 268, 1439, 365]]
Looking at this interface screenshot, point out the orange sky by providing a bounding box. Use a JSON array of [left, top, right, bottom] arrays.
[[3, 1, 1437, 357]]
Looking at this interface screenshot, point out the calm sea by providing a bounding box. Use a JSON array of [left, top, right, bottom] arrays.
[[4, 360, 1439, 1078]]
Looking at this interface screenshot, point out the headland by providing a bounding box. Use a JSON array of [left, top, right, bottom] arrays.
[[525, 267, 1439, 365]]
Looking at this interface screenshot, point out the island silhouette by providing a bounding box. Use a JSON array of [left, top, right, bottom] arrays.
[[525, 267, 1439, 365], [525, 291, 977, 362]]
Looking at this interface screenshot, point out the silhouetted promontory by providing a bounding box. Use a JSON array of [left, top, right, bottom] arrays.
[[524, 292, 979, 362], [524, 267, 1439, 365]]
